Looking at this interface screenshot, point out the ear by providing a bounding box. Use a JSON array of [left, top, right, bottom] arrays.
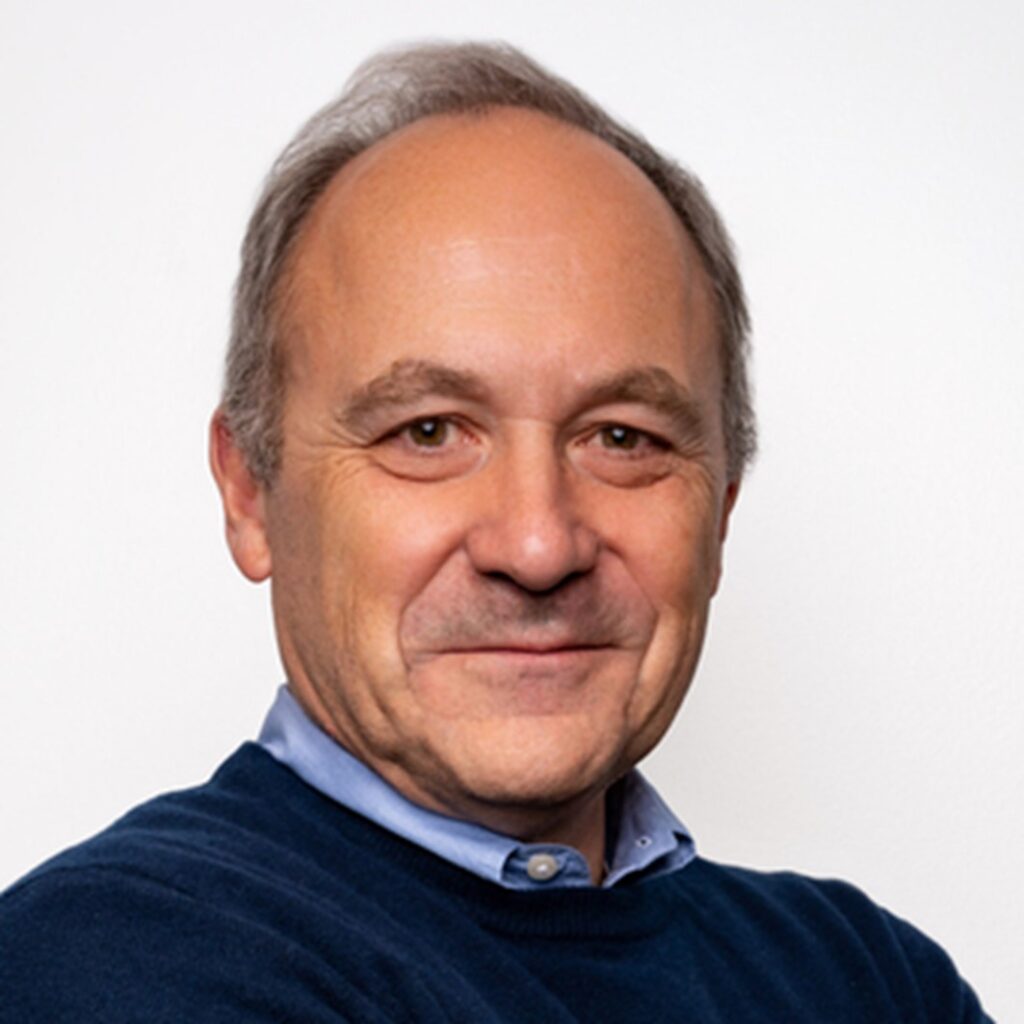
[[710, 479, 740, 596], [208, 409, 272, 582]]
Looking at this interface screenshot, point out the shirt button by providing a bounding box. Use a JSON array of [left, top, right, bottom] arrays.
[[526, 853, 560, 882]]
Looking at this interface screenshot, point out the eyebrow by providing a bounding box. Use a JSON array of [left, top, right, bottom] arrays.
[[335, 359, 491, 433], [580, 367, 708, 442], [335, 358, 707, 441]]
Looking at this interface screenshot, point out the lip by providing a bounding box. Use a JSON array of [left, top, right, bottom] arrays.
[[437, 644, 612, 657]]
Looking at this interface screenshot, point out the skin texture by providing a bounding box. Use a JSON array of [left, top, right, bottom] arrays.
[[211, 108, 738, 880]]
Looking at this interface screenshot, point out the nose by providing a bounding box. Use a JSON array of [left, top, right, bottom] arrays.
[[465, 430, 600, 593]]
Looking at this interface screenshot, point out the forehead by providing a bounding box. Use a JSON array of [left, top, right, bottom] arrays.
[[282, 107, 719, 405]]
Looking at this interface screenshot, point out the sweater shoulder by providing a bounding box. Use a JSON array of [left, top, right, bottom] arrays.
[[677, 857, 990, 1022], [3, 744, 325, 893], [1, 741, 301, 914], [0, 743, 392, 943], [0, 857, 423, 1023], [0, 746, 468, 1022], [684, 855, 948, 948]]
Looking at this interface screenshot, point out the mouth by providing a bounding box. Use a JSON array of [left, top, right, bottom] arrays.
[[439, 643, 612, 656], [427, 644, 618, 680], [408, 642, 620, 713]]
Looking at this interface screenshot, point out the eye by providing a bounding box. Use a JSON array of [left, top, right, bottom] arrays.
[[405, 418, 450, 448], [599, 425, 644, 451], [574, 422, 675, 487], [373, 414, 483, 481], [590, 423, 668, 456]]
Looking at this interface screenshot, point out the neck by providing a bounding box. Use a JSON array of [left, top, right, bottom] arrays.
[[533, 795, 608, 884], [448, 788, 610, 884]]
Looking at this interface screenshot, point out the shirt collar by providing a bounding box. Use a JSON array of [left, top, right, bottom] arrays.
[[258, 685, 695, 890]]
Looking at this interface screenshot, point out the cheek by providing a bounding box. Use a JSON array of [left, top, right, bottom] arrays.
[[602, 480, 723, 613], [602, 483, 722, 732], [319, 473, 473, 650]]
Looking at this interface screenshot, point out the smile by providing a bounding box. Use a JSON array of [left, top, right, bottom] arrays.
[[438, 644, 612, 657]]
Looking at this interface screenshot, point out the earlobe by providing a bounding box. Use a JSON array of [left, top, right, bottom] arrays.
[[208, 410, 272, 582], [710, 479, 741, 596], [719, 480, 740, 544]]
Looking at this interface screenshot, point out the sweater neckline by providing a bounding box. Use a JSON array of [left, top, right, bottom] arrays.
[[229, 743, 690, 941]]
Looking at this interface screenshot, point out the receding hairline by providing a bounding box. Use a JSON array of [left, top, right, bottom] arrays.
[[312, 104, 673, 204], [272, 104, 714, 374]]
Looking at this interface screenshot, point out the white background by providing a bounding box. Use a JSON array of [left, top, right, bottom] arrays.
[[2, 1, 1020, 1017]]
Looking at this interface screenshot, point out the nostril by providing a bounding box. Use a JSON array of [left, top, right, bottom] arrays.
[[483, 568, 589, 598]]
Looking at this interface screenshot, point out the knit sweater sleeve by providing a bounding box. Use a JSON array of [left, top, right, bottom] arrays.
[[0, 863, 430, 1024], [804, 874, 992, 1023], [882, 905, 991, 1023]]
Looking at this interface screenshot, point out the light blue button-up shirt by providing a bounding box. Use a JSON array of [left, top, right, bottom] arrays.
[[258, 685, 695, 890]]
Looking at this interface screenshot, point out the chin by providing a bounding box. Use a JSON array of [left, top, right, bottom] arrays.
[[431, 715, 624, 813]]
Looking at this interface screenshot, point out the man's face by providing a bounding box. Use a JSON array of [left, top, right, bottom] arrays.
[[239, 110, 735, 826]]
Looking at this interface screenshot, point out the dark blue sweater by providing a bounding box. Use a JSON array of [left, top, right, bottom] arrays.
[[0, 744, 990, 1022]]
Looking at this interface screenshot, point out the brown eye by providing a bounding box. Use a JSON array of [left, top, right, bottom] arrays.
[[407, 419, 449, 447], [600, 425, 642, 450]]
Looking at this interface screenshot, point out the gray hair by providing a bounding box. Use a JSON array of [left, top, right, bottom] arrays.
[[221, 41, 756, 484]]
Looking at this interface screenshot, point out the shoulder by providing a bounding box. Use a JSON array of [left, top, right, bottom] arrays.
[[0, 859, 421, 1023], [673, 857, 990, 1021], [0, 745, 438, 1023], [2, 744, 311, 904]]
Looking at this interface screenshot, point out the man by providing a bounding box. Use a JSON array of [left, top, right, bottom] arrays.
[[0, 41, 990, 1022]]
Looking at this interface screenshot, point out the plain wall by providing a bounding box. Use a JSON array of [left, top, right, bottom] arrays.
[[2, 1, 1020, 1017]]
